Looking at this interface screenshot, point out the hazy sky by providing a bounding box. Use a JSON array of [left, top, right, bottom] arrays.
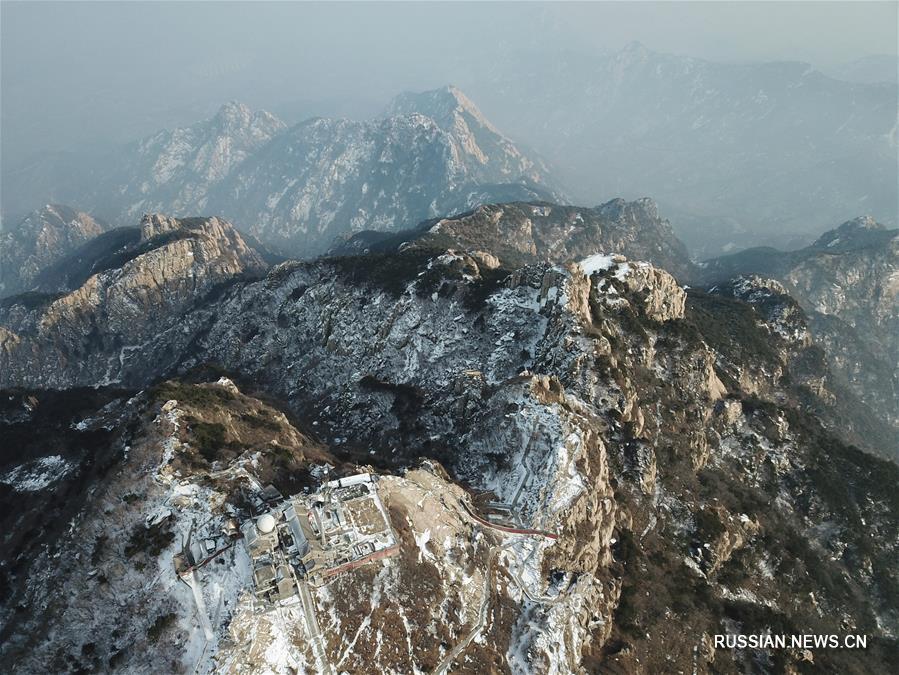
[[2, 1, 897, 169]]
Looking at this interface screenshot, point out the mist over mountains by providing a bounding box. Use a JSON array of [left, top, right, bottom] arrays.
[[2, 87, 561, 255], [1, 4, 898, 673], [4, 44, 895, 259], [825, 54, 899, 85], [464, 42, 897, 255]]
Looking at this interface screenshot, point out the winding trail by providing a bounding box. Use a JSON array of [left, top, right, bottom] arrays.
[[185, 569, 215, 641], [432, 544, 505, 675], [432, 500, 559, 674], [460, 501, 557, 540]]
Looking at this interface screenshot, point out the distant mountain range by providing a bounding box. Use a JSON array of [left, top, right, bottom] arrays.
[[700, 216, 899, 436], [464, 42, 898, 255], [7, 47, 895, 260], [2, 87, 562, 256]]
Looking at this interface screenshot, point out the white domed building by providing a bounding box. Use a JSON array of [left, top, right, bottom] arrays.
[[240, 510, 280, 555], [256, 513, 276, 534]]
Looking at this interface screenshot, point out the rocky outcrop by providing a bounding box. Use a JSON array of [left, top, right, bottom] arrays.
[[386, 85, 552, 187], [811, 215, 892, 250], [0, 214, 267, 387], [139, 213, 183, 240], [335, 199, 694, 281], [111, 101, 287, 220], [0, 204, 107, 297], [615, 261, 687, 322], [784, 231, 898, 362], [210, 99, 562, 253]]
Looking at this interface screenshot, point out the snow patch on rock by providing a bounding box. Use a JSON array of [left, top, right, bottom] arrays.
[[0, 455, 73, 492]]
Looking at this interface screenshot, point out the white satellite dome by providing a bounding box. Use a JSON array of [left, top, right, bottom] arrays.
[[257, 513, 276, 534]]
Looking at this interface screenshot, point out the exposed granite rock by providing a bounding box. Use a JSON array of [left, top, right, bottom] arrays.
[[337, 199, 694, 281], [707, 274, 898, 457], [385, 85, 552, 187], [0, 204, 107, 297], [0, 215, 267, 387], [112, 101, 287, 220], [10, 91, 562, 257], [139, 213, 183, 240], [211, 110, 562, 254]]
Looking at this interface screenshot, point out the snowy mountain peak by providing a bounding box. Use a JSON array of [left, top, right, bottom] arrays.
[[211, 100, 285, 135], [213, 100, 252, 124], [387, 84, 501, 136], [813, 215, 888, 248]]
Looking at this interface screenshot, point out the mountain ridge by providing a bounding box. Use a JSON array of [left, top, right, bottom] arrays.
[[332, 197, 693, 281], [1, 87, 565, 258], [0, 204, 109, 297], [1, 213, 897, 672]]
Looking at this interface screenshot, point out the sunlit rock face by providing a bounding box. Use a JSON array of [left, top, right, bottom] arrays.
[[210, 86, 563, 254], [113, 101, 287, 220], [0, 214, 268, 389]]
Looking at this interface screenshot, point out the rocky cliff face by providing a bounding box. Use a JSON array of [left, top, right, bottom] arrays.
[[385, 85, 552, 187], [703, 275, 899, 459], [0, 204, 108, 297], [700, 216, 899, 435], [209, 107, 560, 254], [0, 220, 896, 673], [783, 218, 898, 361], [0, 214, 267, 388], [332, 198, 694, 281]]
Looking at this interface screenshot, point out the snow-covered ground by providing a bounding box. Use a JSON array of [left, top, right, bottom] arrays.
[[0, 454, 73, 492]]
